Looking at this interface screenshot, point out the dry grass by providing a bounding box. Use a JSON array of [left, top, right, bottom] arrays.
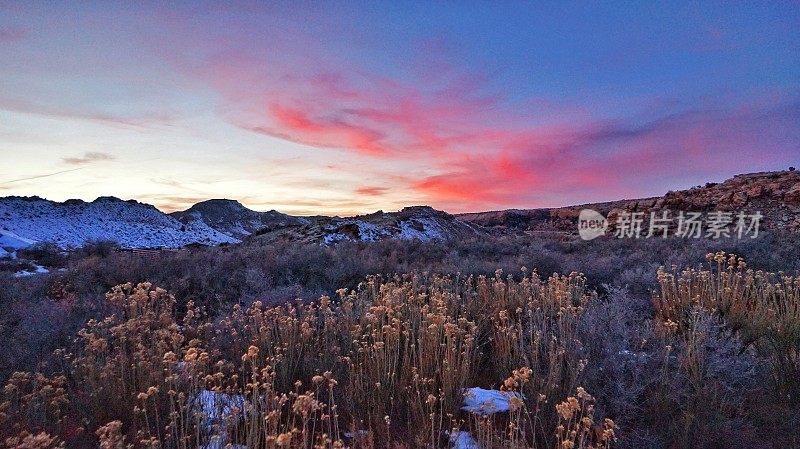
[[4, 250, 799, 448], [0, 271, 614, 448], [655, 252, 800, 404]]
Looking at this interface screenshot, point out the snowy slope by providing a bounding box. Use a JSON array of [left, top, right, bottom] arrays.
[[0, 196, 239, 249], [0, 196, 487, 250], [171, 199, 306, 239], [254, 206, 487, 245], [0, 229, 36, 250]]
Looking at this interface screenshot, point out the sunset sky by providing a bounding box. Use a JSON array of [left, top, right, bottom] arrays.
[[1, 2, 798, 215]]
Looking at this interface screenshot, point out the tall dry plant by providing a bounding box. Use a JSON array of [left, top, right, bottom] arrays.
[[2, 271, 613, 449], [654, 252, 800, 404]]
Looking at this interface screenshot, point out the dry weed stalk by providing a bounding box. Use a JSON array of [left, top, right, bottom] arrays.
[[2, 272, 614, 448], [654, 252, 800, 404]]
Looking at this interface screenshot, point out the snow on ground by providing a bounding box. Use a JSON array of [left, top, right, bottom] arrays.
[[398, 218, 445, 241], [450, 387, 525, 448], [322, 232, 351, 245], [191, 390, 246, 449], [320, 216, 451, 245], [14, 264, 49, 277], [0, 229, 36, 250], [192, 390, 245, 426], [322, 219, 392, 243], [450, 431, 480, 449], [343, 430, 370, 440], [354, 221, 390, 241], [320, 219, 391, 244], [462, 387, 523, 415], [0, 197, 238, 249]]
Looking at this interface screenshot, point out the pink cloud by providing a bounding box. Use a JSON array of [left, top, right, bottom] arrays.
[[355, 186, 389, 196], [265, 103, 391, 156], [242, 68, 796, 209], [409, 101, 799, 210], [152, 18, 798, 211]]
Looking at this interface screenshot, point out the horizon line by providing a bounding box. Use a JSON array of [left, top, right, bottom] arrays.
[[2, 168, 793, 218]]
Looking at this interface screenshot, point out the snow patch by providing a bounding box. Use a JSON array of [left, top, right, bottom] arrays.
[[321, 219, 392, 244], [399, 218, 445, 241], [322, 233, 350, 245], [450, 431, 480, 449], [355, 221, 390, 241], [192, 390, 245, 425], [14, 264, 49, 277], [343, 430, 370, 440], [462, 388, 523, 415], [190, 390, 246, 449], [0, 229, 36, 250]]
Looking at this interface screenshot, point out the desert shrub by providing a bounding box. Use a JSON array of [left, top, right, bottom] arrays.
[[650, 309, 762, 448], [75, 240, 120, 258], [0, 259, 36, 274], [17, 243, 65, 269], [651, 252, 800, 448], [2, 234, 800, 447], [8, 232, 800, 319], [579, 288, 659, 435], [654, 252, 800, 404]]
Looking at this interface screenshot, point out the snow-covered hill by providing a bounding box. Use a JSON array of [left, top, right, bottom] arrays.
[[2, 170, 797, 252], [170, 199, 307, 239], [0, 196, 239, 250], [171, 201, 487, 245], [0, 197, 486, 251], [253, 206, 487, 244]]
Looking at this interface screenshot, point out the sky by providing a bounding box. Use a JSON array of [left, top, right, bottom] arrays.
[[0, 2, 798, 216]]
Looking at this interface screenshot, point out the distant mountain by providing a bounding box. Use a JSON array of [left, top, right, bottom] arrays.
[[457, 170, 800, 235], [0, 196, 238, 251], [252, 205, 486, 244], [1, 170, 797, 252], [0, 197, 485, 252], [170, 199, 307, 240]]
